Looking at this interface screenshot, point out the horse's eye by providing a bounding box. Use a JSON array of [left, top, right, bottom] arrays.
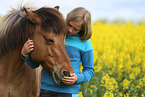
[[45, 38, 53, 44]]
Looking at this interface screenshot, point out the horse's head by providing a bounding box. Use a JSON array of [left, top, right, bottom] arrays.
[[24, 7, 73, 84]]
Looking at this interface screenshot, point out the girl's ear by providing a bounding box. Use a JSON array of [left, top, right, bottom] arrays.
[[54, 6, 60, 10], [24, 7, 41, 25]]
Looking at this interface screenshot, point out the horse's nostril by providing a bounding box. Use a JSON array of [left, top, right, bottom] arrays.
[[63, 71, 70, 77]]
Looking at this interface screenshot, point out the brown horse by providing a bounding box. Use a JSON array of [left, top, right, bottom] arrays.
[[0, 5, 73, 97]]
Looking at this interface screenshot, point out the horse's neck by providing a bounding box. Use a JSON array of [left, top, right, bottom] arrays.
[[0, 47, 25, 77], [0, 47, 41, 97], [2, 47, 22, 63]]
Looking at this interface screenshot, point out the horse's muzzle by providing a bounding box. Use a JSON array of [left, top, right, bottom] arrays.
[[63, 71, 70, 77]]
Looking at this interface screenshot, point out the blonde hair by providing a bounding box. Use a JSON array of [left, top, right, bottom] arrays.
[[66, 7, 92, 41]]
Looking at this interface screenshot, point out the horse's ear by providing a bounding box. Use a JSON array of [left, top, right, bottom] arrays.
[[24, 8, 41, 25], [54, 6, 59, 10]]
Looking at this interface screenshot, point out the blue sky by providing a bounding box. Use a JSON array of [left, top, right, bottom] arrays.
[[0, 0, 145, 22]]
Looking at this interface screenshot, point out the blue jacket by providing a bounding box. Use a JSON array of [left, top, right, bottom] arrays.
[[21, 34, 94, 94]]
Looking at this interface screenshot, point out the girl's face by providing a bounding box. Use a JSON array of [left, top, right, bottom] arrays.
[[67, 21, 82, 36]]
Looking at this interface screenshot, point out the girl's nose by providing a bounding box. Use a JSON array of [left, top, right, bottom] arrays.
[[68, 27, 73, 32]]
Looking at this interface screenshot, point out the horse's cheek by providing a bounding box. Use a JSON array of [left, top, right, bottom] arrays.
[[30, 46, 45, 63]]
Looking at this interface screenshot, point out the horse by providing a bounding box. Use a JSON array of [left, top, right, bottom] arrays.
[[0, 5, 73, 97]]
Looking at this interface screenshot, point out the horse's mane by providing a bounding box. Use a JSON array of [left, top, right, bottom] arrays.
[[0, 5, 66, 58]]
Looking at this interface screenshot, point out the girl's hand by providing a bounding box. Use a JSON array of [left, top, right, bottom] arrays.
[[21, 39, 34, 58], [62, 73, 78, 85]]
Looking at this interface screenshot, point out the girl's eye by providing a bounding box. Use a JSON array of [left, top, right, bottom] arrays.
[[68, 23, 80, 31], [45, 38, 53, 44], [68, 23, 72, 27], [73, 28, 80, 31]]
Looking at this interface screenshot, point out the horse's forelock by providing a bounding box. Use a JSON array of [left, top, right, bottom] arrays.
[[35, 7, 67, 34]]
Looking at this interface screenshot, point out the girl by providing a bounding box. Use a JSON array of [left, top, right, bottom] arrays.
[[21, 7, 94, 97]]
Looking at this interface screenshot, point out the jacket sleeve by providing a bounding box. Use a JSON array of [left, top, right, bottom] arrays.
[[21, 54, 40, 69], [76, 50, 94, 84]]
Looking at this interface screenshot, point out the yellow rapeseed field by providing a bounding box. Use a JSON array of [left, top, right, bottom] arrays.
[[79, 21, 145, 97]]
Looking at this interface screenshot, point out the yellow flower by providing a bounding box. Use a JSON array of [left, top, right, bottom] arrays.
[[122, 79, 130, 90], [78, 92, 83, 97], [101, 74, 118, 91], [129, 73, 135, 80], [103, 91, 114, 97], [141, 93, 144, 97]]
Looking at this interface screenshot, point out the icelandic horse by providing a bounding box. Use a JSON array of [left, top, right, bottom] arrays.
[[0, 4, 73, 97]]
